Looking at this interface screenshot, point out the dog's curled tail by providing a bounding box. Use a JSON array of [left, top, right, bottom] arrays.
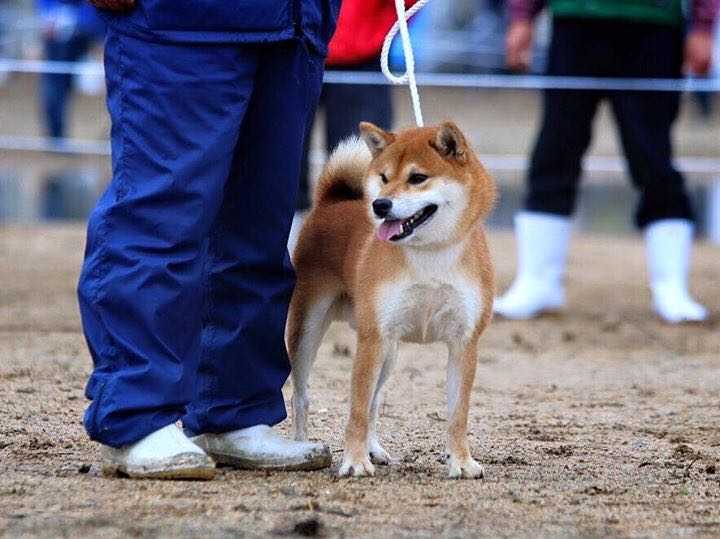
[[314, 136, 372, 206]]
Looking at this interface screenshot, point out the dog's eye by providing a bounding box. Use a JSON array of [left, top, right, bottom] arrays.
[[380, 173, 389, 184], [408, 173, 428, 185]]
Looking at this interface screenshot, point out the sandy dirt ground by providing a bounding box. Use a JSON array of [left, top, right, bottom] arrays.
[[1, 224, 719, 538]]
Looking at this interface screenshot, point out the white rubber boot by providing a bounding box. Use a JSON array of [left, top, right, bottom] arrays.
[[645, 219, 708, 324], [101, 423, 215, 480], [494, 211, 572, 319], [193, 425, 331, 471]]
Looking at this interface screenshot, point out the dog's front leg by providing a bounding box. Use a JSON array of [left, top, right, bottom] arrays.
[[446, 336, 484, 479], [368, 340, 398, 465], [339, 330, 385, 478]]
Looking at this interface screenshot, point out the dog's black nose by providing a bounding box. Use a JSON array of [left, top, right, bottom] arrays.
[[372, 198, 392, 218]]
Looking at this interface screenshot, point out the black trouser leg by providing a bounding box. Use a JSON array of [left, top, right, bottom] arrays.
[[296, 113, 319, 212], [524, 18, 606, 217], [525, 89, 602, 216], [609, 91, 694, 228], [603, 21, 693, 229], [323, 80, 393, 150]]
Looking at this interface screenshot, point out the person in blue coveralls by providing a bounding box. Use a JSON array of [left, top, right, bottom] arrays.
[[78, 0, 340, 480]]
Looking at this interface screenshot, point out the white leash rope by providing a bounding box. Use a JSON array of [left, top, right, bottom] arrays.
[[381, 0, 430, 127]]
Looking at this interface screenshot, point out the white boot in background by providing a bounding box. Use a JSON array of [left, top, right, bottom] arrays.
[[645, 219, 708, 324], [287, 211, 307, 255], [193, 425, 331, 471], [494, 211, 572, 320], [102, 423, 215, 480]]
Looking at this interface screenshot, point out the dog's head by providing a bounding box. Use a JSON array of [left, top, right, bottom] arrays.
[[360, 121, 496, 248]]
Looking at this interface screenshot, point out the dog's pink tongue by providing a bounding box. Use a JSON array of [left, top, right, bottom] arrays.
[[377, 220, 403, 242]]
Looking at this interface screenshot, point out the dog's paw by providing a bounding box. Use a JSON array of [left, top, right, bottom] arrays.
[[369, 438, 392, 465], [448, 456, 484, 479], [338, 455, 375, 478]]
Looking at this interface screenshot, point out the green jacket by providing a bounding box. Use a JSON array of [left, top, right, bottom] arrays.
[[550, 0, 684, 25]]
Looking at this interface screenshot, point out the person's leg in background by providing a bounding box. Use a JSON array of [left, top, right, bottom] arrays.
[[323, 67, 393, 150], [40, 33, 91, 139], [184, 39, 331, 470], [609, 23, 708, 323], [289, 92, 325, 252], [78, 30, 261, 478], [40, 37, 70, 139], [296, 95, 324, 215], [290, 60, 393, 252], [495, 19, 603, 319]]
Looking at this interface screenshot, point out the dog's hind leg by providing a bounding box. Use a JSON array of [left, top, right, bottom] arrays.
[[368, 341, 398, 465], [287, 290, 336, 441], [446, 336, 484, 479]]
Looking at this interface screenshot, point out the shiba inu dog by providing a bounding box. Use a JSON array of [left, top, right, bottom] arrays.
[[287, 122, 496, 479]]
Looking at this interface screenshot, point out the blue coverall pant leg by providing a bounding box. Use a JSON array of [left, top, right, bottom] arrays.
[[78, 28, 323, 447]]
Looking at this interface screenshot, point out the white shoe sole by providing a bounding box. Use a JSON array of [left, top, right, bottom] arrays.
[[654, 312, 711, 325], [102, 454, 216, 480], [206, 448, 332, 471]]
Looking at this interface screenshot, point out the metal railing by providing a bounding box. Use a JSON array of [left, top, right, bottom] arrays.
[[2, 58, 720, 91]]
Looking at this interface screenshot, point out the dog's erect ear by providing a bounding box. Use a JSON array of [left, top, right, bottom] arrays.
[[432, 121, 468, 163], [359, 122, 395, 157]]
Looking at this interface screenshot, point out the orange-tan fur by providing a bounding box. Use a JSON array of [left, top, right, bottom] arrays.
[[287, 122, 496, 478]]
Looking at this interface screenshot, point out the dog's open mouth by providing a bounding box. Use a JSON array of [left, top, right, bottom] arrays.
[[377, 204, 438, 242]]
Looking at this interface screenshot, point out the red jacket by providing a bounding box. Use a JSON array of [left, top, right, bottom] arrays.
[[327, 0, 418, 66]]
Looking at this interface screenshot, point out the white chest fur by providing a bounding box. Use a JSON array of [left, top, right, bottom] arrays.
[[374, 243, 482, 345]]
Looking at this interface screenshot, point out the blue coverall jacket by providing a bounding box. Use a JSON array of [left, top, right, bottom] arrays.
[[99, 0, 337, 53], [78, 0, 340, 447]]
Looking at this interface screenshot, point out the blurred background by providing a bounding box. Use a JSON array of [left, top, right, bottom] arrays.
[[0, 0, 718, 239]]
